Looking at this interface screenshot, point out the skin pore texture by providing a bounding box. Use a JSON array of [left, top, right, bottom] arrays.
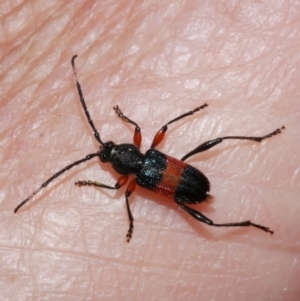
[[1, 1, 300, 300]]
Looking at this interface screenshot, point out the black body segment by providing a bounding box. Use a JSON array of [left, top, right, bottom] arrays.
[[110, 144, 144, 175], [174, 165, 210, 204], [135, 149, 166, 190]]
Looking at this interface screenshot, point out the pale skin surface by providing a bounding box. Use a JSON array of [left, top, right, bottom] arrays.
[[1, 1, 300, 300]]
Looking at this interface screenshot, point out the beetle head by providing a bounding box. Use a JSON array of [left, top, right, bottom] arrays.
[[99, 141, 115, 163]]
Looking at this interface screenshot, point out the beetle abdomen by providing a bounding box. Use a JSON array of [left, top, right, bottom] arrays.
[[136, 149, 210, 203], [174, 164, 210, 204]]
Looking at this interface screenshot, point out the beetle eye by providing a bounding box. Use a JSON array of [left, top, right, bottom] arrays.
[[99, 152, 108, 162]]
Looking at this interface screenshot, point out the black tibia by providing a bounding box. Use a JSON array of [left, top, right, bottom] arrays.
[[113, 105, 142, 148], [151, 104, 208, 149]]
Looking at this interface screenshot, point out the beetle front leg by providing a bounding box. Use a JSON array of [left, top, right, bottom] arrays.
[[76, 176, 137, 242], [177, 202, 274, 234], [75, 175, 128, 189], [113, 105, 142, 149]]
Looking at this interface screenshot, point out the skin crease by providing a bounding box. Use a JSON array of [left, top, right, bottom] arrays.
[[0, 1, 300, 300]]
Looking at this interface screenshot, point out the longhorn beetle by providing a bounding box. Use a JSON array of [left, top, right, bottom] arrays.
[[14, 55, 285, 242]]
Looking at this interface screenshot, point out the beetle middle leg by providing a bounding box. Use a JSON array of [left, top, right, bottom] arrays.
[[181, 126, 285, 161], [113, 105, 142, 148], [177, 202, 274, 234], [151, 103, 208, 149]]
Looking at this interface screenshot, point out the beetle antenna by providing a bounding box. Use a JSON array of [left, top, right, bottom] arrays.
[[71, 55, 104, 145], [14, 153, 99, 213]]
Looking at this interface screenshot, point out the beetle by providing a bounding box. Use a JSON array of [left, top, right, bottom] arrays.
[[14, 55, 285, 242]]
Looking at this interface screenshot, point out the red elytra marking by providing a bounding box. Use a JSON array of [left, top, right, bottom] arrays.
[[153, 155, 188, 199]]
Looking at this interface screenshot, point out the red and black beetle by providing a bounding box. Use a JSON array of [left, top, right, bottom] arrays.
[[14, 55, 285, 242]]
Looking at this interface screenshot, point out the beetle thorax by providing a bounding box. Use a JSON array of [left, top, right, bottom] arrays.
[[99, 142, 144, 175]]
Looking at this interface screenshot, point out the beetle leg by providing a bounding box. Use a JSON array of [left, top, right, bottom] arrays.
[[75, 175, 129, 189], [181, 126, 285, 161], [113, 105, 142, 149], [124, 179, 136, 242], [177, 202, 274, 234], [76, 176, 138, 241], [151, 103, 208, 149]]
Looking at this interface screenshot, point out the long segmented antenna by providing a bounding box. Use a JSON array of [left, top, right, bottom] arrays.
[[14, 56, 104, 213], [71, 55, 104, 145], [14, 153, 99, 213]]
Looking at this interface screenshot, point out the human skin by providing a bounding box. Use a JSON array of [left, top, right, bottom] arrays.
[[1, 1, 300, 300]]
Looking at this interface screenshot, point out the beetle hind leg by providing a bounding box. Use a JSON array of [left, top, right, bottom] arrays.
[[181, 126, 285, 161], [177, 202, 274, 235], [211, 220, 274, 234]]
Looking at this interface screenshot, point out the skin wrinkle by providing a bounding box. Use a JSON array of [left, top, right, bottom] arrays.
[[1, 1, 300, 300]]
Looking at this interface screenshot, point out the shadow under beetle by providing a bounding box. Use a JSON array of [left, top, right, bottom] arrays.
[[14, 55, 285, 242]]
